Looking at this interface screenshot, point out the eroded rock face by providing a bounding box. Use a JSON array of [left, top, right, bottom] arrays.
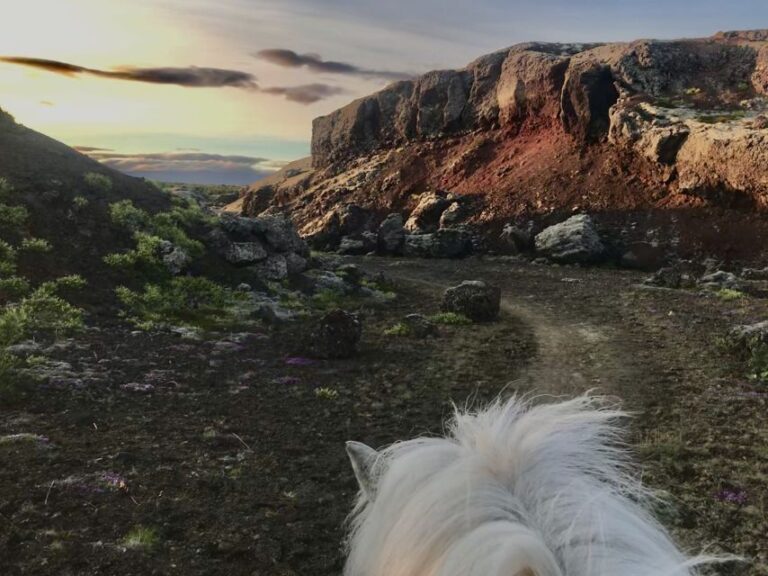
[[404, 192, 451, 233], [441, 281, 501, 322], [377, 214, 406, 255], [535, 215, 606, 264]]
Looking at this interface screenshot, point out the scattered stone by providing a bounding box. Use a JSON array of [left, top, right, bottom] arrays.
[[534, 215, 605, 264], [236, 283, 252, 292], [257, 214, 309, 256], [310, 270, 351, 294], [338, 234, 376, 256], [405, 192, 451, 234], [224, 241, 268, 265], [741, 266, 768, 280], [377, 213, 406, 255], [441, 280, 501, 322], [285, 252, 308, 275], [303, 204, 370, 251], [439, 202, 466, 228], [5, 340, 42, 356], [728, 321, 768, 351], [170, 326, 203, 340], [313, 309, 362, 359], [644, 266, 683, 289], [699, 270, 741, 291], [403, 314, 438, 338], [120, 382, 155, 394]]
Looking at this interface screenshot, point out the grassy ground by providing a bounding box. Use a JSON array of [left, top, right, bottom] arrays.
[[1, 256, 766, 575]]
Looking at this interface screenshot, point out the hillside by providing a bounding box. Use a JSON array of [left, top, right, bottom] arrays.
[[235, 30, 768, 266]]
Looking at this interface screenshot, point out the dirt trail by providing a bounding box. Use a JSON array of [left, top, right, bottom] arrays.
[[372, 259, 654, 404]]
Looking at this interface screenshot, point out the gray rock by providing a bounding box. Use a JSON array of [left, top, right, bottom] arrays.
[[699, 270, 741, 291], [377, 213, 406, 255], [403, 314, 438, 338], [285, 252, 308, 275], [252, 254, 288, 281], [438, 202, 466, 229], [534, 215, 605, 264], [338, 233, 376, 256], [6, 340, 42, 355], [256, 214, 309, 256], [313, 309, 362, 359], [310, 270, 351, 294], [441, 280, 501, 322], [225, 241, 268, 265], [644, 266, 683, 289], [741, 267, 768, 280], [159, 241, 191, 275], [729, 321, 768, 350], [404, 228, 473, 258]]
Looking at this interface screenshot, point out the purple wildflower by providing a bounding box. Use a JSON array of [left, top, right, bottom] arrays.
[[715, 488, 748, 505]]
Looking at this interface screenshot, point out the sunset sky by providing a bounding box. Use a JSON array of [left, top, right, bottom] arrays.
[[1, 0, 766, 184]]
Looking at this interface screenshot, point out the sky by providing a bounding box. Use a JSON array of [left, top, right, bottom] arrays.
[[0, 0, 766, 184]]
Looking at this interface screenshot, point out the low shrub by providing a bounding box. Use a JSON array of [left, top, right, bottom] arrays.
[[429, 312, 472, 326], [384, 322, 410, 337], [19, 237, 52, 253], [84, 172, 113, 192]]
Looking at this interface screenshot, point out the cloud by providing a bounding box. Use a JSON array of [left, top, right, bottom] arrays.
[[77, 149, 280, 185], [0, 56, 344, 104], [261, 83, 346, 104], [256, 48, 413, 81]]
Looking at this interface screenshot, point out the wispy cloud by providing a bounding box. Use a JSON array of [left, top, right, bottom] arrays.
[[0, 55, 345, 104], [256, 48, 413, 81], [77, 149, 283, 185]]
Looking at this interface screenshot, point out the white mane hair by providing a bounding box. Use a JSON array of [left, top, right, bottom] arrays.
[[344, 395, 721, 576]]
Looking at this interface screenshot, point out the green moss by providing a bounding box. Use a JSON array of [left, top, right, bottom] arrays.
[[696, 111, 746, 124], [715, 288, 746, 301], [429, 312, 472, 326]]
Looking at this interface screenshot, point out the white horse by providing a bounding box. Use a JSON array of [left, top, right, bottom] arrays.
[[344, 395, 721, 576]]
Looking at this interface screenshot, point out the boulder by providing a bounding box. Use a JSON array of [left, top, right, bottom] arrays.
[[338, 232, 377, 256], [251, 254, 288, 281], [439, 202, 466, 228], [303, 204, 370, 251], [441, 280, 501, 322], [534, 215, 605, 264], [285, 253, 308, 275], [313, 309, 362, 359], [160, 243, 192, 275], [403, 314, 438, 338], [728, 321, 768, 351], [256, 214, 309, 256], [404, 192, 451, 233], [224, 241, 268, 265], [404, 228, 473, 259], [644, 266, 683, 289], [377, 213, 406, 255]]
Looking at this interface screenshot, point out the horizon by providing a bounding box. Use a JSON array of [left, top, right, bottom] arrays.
[[1, 0, 766, 185]]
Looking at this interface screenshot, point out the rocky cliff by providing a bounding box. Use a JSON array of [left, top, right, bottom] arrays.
[[236, 31, 768, 266]]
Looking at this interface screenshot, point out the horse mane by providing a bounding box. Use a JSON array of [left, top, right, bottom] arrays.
[[344, 395, 718, 576]]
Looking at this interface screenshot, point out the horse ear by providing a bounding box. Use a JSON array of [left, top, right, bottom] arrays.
[[345, 441, 379, 500]]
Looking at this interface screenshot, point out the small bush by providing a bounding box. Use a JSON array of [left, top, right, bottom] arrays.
[[110, 200, 149, 232], [315, 387, 339, 400], [0, 178, 13, 200], [0, 276, 30, 300], [104, 233, 166, 272], [84, 172, 113, 192], [19, 237, 52, 253], [72, 196, 89, 209], [0, 204, 29, 229], [747, 342, 768, 382], [429, 312, 472, 326], [116, 276, 237, 329]]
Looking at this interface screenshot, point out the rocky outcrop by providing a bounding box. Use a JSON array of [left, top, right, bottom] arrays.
[[403, 228, 473, 259]]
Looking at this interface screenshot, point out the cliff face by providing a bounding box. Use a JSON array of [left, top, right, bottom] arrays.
[[311, 33, 763, 168], [237, 31, 768, 265]]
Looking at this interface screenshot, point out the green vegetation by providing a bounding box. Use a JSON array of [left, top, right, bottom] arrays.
[[115, 276, 246, 330], [0, 204, 29, 229], [314, 387, 339, 400], [715, 288, 746, 301], [84, 172, 112, 192], [105, 199, 209, 275], [19, 237, 52, 253], [384, 322, 410, 337], [429, 312, 472, 326], [747, 342, 768, 382], [72, 196, 89, 209], [696, 111, 746, 124], [122, 526, 159, 550]]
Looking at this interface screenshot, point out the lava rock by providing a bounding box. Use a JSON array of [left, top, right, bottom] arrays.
[[404, 228, 473, 259], [224, 241, 269, 265], [441, 280, 501, 322], [405, 192, 451, 234], [403, 314, 438, 338], [313, 309, 362, 359], [534, 214, 605, 264], [377, 213, 406, 255], [499, 221, 534, 254], [699, 270, 741, 291]]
